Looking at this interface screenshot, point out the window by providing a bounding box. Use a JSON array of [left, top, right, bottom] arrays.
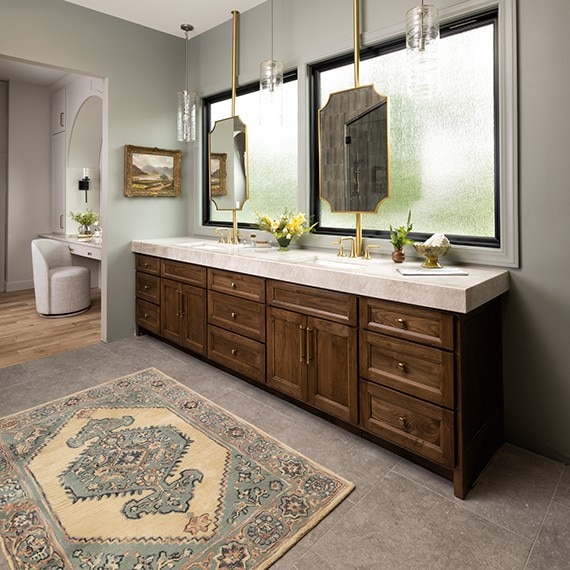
[[311, 10, 505, 250], [203, 73, 298, 226]]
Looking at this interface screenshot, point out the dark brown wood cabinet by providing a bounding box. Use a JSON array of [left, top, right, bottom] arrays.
[[267, 281, 358, 423], [158, 259, 207, 355], [134, 253, 504, 498], [207, 269, 266, 382]]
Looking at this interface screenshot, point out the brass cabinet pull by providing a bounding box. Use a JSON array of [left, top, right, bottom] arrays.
[[306, 327, 312, 364], [144, 262, 150, 268], [231, 312, 237, 319], [143, 313, 150, 318], [299, 325, 305, 362], [398, 416, 407, 427], [397, 362, 406, 372], [231, 348, 237, 356], [231, 282, 237, 288], [143, 284, 150, 290], [397, 317, 406, 328]]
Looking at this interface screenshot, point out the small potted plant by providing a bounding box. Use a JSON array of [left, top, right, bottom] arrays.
[[389, 210, 413, 263], [70, 209, 99, 237]]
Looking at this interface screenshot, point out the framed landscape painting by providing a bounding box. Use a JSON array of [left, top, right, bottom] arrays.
[[124, 145, 181, 197]]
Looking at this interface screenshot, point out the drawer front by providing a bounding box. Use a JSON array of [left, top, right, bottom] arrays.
[[135, 254, 160, 275], [69, 243, 101, 260], [208, 291, 265, 342], [208, 269, 265, 302], [267, 280, 357, 326], [360, 331, 453, 408], [136, 298, 160, 334], [208, 325, 265, 383], [162, 259, 207, 287], [360, 380, 454, 468], [361, 298, 454, 349], [136, 272, 160, 304]]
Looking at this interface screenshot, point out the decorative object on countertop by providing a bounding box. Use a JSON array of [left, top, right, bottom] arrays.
[[389, 210, 413, 263], [257, 209, 317, 251], [70, 209, 99, 238], [414, 233, 451, 268]]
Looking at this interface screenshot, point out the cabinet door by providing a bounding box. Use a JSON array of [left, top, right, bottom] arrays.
[[51, 131, 66, 233], [181, 283, 206, 355], [308, 317, 358, 423], [161, 278, 184, 344], [161, 278, 206, 355], [267, 307, 307, 400]]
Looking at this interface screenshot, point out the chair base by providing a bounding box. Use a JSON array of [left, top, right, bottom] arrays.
[[38, 304, 91, 318]]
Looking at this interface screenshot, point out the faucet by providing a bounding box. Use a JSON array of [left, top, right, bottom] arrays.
[[215, 228, 229, 244], [338, 237, 356, 258], [364, 244, 380, 260]]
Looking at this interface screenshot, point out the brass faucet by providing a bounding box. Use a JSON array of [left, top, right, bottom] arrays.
[[338, 237, 356, 258], [364, 244, 380, 260], [214, 228, 228, 243]]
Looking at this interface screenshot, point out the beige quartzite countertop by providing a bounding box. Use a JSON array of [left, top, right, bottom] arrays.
[[131, 237, 509, 314]]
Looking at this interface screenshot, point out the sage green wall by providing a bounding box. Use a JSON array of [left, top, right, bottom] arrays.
[[0, 0, 189, 341]]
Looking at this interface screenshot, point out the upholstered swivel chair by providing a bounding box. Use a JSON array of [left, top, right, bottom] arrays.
[[31, 239, 91, 317]]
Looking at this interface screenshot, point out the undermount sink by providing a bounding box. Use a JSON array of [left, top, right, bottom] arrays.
[[175, 241, 234, 253], [297, 256, 368, 271]]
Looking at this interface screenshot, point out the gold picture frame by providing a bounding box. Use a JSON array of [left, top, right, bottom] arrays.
[[210, 152, 227, 197], [124, 145, 181, 197]]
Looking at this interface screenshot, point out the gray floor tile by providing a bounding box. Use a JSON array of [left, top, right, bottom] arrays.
[[394, 444, 564, 540], [308, 471, 531, 569], [553, 465, 570, 509], [526, 502, 570, 569]]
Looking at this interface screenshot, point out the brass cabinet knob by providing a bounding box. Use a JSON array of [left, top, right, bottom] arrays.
[[231, 282, 237, 288], [399, 416, 407, 427], [143, 313, 150, 318], [231, 348, 237, 356], [397, 362, 406, 372], [143, 284, 150, 290], [397, 318, 406, 327], [231, 312, 237, 319]]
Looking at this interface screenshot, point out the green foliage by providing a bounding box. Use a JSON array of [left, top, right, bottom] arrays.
[[70, 209, 99, 226], [389, 210, 413, 249]]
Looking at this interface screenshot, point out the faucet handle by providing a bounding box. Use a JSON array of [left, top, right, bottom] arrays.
[[364, 244, 380, 260], [335, 239, 346, 257], [214, 228, 226, 243]]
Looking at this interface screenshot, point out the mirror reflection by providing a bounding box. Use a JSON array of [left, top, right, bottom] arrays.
[[319, 85, 389, 213], [208, 116, 248, 211]]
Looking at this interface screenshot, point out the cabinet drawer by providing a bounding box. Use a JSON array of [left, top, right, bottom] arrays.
[[267, 280, 357, 326], [136, 298, 160, 334], [207, 325, 265, 383], [69, 243, 101, 260], [136, 272, 160, 304], [135, 254, 160, 275], [360, 380, 454, 468], [161, 259, 207, 287], [360, 331, 453, 408], [208, 269, 265, 302], [361, 298, 454, 349], [208, 291, 265, 342]]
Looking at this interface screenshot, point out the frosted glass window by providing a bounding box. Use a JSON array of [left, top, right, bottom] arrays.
[[205, 79, 298, 224], [314, 19, 497, 245]]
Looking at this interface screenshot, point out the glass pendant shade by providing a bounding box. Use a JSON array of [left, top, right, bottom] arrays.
[[406, 4, 441, 98], [177, 89, 197, 142], [259, 59, 284, 126]]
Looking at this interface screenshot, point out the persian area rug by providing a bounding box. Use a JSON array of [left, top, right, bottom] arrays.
[[0, 368, 353, 569]]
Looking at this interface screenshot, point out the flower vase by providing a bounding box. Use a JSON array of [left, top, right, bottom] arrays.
[[78, 224, 92, 237], [277, 237, 292, 251], [391, 248, 405, 263]]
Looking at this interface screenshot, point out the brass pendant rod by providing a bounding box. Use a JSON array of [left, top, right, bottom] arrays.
[[353, 0, 360, 88], [231, 10, 240, 116]]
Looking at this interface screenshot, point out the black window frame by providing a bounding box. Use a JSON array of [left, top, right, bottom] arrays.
[[201, 70, 298, 229], [309, 8, 500, 248]]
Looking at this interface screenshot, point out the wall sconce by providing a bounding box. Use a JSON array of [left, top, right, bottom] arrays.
[[78, 167, 90, 202], [259, 0, 284, 126], [177, 23, 198, 142], [406, 0, 441, 97]]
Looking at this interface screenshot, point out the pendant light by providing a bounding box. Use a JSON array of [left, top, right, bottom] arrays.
[[259, 0, 283, 125], [406, 0, 440, 98], [177, 23, 197, 142]]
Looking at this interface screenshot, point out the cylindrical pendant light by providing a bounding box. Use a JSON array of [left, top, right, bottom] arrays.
[[406, 1, 440, 98], [177, 23, 198, 142], [259, 0, 284, 125]]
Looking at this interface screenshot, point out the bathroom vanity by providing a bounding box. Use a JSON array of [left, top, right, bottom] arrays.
[[132, 238, 509, 499]]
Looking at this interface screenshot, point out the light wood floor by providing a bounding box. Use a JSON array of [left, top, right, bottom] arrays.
[[0, 288, 101, 368]]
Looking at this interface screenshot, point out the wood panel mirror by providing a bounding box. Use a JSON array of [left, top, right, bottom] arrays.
[[319, 85, 389, 213]]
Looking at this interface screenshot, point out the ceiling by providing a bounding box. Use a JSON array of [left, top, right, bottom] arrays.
[[63, 0, 267, 38], [0, 0, 266, 85]]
